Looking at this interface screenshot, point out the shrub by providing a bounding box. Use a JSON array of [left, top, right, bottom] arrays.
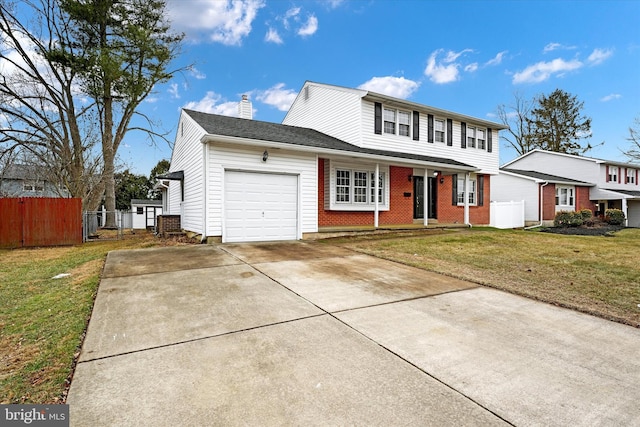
[[605, 209, 625, 225], [554, 210, 584, 227], [579, 208, 593, 220]]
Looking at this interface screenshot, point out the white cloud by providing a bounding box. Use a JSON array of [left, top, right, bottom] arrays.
[[183, 91, 239, 116], [485, 51, 507, 66], [601, 93, 622, 102], [167, 0, 265, 46], [189, 67, 206, 80], [512, 58, 583, 84], [358, 76, 420, 99], [465, 63, 478, 73], [424, 49, 472, 84], [168, 83, 180, 99], [255, 83, 298, 111], [543, 42, 577, 53], [265, 27, 283, 44], [588, 48, 613, 65], [324, 0, 344, 9], [282, 7, 301, 30], [298, 15, 318, 37]]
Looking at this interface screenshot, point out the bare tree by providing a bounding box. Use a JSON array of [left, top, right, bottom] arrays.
[[496, 92, 536, 156], [0, 0, 185, 224], [0, 0, 103, 208], [623, 115, 640, 162]]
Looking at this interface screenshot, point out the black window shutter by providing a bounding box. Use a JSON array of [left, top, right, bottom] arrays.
[[413, 111, 420, 141], [446, 118, 453, 146], [461, 122, 467, 149], [427, 114, 434, 143], [478, 175, 484, 206], [452, 174, 458, 205], [487, 128, 493, 153], [374, 102, 382, 134]]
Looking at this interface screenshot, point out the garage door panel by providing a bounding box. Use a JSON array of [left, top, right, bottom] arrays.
[[224, 171, 298, 242]]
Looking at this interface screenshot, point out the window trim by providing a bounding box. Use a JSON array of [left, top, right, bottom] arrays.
[[456, 177, 477, 206], [626, 168, 635, 184], [555, 185, 575, 210], [330, 162, 389, 211], [380, 105, 412, 138], [434, 118, 446, 143], [608, 166, 618, 183]]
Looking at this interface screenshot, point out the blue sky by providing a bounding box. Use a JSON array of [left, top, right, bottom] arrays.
[[122, 0, 640, 175]]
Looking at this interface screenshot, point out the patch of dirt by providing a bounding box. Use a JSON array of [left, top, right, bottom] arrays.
[[540, 224, 624, 236]]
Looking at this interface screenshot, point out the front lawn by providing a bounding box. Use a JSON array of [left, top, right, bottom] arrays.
[[0, 233, 187, 404], [336, 227, 640, 327]]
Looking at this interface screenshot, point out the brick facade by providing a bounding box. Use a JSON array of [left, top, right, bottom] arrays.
[[575, 186, 597, 213], [318, 158, 491, 227]]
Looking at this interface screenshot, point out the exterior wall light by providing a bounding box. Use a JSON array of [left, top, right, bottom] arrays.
[[262, 150, 269, 162]]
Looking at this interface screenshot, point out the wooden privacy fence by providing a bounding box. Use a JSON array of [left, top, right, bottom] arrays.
[[0, 197, 83, 248]]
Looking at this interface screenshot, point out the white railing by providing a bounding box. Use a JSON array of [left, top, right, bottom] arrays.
[[490, 200, 525, 229]]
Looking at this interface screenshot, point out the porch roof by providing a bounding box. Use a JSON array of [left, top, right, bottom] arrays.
[[501, 168, 594, 186]]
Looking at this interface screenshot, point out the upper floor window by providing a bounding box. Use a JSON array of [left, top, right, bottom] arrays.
[[434, 118, 446, 143], [383, 107, 411, 137], [466, 125, 488, 150], [383, 108, 396, 134], [608, 166, 618, 182], [23, 182, 43, 192], [626, 168, 635, 184], [467, 126, 476, 148]]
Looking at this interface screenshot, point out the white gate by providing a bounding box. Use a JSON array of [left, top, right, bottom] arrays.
[[490, 201, 525, 229]]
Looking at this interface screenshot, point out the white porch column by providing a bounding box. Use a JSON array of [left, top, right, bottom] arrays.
[[464, 172, 470, 226], [423, 168, 429, 226], [622, 198, 628, 227], [374, 163, 379, 228]]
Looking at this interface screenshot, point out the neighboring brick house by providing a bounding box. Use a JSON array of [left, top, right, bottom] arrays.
[[161, 81, 506, 243], [493, 149, 640, 227]]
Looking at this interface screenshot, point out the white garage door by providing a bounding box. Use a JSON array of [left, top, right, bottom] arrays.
[[224, 171, 298, 243], [628, 201, 640, 227]]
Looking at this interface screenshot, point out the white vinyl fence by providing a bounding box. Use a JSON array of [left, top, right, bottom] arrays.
[[490, 200, 525, 229]]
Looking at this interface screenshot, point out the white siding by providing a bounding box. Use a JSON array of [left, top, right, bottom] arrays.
[[283, 83, 363, 146], [507, 151, 599, 183], [167, 112, 206, 235], [206, 143, 317, 238], [492, 173, 540, 222], [359, 101, 500, 174]]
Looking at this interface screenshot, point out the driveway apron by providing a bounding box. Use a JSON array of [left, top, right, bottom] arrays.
[[67, 242, 640, 426]]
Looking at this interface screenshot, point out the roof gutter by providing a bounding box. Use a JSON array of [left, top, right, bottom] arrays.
[[200, 134, 480, 173], [525, 181, 549, 230]]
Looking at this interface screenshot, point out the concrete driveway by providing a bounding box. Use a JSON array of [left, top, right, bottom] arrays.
[[67, 242, 640, 426]]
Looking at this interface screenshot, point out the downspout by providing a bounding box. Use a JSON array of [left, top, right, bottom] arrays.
[[201, 142, 209, 243], [374, 163, 379, 228], [464, 173, 471, 227], [525, 181, 548, 230]]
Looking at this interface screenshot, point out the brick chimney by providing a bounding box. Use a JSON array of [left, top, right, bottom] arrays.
[[238, 94, 252, 120]]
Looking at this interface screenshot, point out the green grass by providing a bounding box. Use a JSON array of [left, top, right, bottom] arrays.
[[336, 227, 640, 327], [0, 233, 169, 404]]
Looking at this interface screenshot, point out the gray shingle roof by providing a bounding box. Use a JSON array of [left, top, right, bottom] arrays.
[[604, 189, 640, 197], [184, 109, 475, 169], [501, 168, 593, 185]]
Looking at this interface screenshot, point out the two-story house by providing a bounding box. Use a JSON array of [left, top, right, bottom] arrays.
[[492, 149, 640, 227], [161, 81, 506, 243], [0, 164, 69, 198]]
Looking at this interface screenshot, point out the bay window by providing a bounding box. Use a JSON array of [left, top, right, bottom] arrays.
[[331, 163, 388, 210]]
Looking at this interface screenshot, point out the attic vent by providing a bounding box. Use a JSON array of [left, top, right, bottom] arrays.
[[304, 86, 309, 100], [238, 95, 253, 120]]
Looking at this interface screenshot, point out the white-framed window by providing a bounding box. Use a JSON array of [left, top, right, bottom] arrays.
[[434, 118, 446, 143], [467, 126, 476, 148], [332, 164, 388, 210], [353, 171, 368, 203], [608, 166, 618, 182], [336, 169, 350, 202], [555, 186, 575, 208], [398, 111, 411, 136], [457, 177, 477, 205], [626, 168, 635, 184], [383, 108, 396, 135], [477, 128, 486, 150], [383, 107, 411, 137], [23, 182, 43, 192]]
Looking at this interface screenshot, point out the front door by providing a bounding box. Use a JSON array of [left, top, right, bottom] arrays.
[[414, 177, 437, 219]]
